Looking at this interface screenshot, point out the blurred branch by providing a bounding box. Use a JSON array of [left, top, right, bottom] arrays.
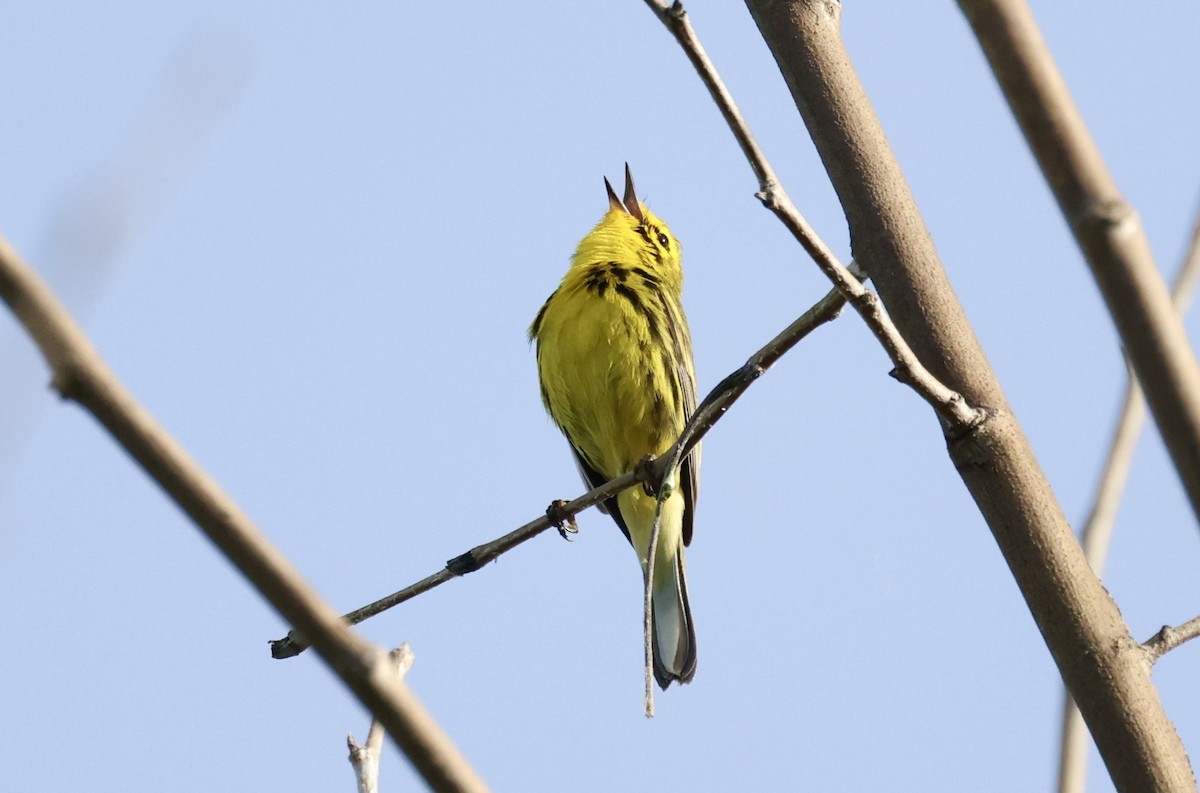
[[0, 237, 488, 793], [736, 1, 1193, 791], [959, 0, 1200, 528], [1057, 203, 1200, 793], [271, 262, 862, 659], [0, 32, 249, 496], [349, 644, 416, 793], [643, 0, 983, 432]]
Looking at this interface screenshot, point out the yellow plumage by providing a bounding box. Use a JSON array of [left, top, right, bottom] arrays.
[[529, 166, 700, 689]]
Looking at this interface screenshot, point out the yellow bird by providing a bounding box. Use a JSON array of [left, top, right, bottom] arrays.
[[529, 166, 700, 689]]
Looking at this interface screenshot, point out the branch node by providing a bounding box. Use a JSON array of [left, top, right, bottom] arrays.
[[270, 630, 307, 659], [49, 356, 86, 401], [945, 407, 999, 466], [942, 396, 991, 438], [1141, 614, 1200, 664], [754, 180, 785, 209], [851, 289, 879, 313], [1075, 196, 1136, 234], [446, 551, 484, 577]]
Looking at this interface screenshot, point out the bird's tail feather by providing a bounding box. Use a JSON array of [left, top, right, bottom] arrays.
[[650, 548, 697, 690]]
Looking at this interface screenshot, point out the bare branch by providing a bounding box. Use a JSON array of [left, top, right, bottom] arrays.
[[641, 1, 776, 193], [644, 0, 983, 433], [1082, 201, 1200, 578], [271, 470, 638, 659], [350, 645, 417, 793], [272, 264, 859, 659], [959, 0, 1200, 529], [0, 237, 488, 793], [1058, 202, 1200, 793], [1143, 616, 1200, 663], [737, 1, 1194, 790]]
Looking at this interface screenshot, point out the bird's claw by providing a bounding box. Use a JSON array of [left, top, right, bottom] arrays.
[[546, 499, 579, 540], [634, 455, 659, 497], [635, 454, 673, 498]]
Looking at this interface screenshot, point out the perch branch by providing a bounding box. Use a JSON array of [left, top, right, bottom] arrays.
[[271, 263, 860, 659]]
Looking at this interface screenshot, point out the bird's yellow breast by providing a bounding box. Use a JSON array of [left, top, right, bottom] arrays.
[[533, 267, 683, 480]]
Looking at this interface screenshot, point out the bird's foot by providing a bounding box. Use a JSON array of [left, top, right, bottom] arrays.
[[635, 454, 673, 498], [546, 499, 578, 540]]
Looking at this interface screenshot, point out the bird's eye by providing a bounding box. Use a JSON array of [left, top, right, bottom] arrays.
[[657, 232, 670, 248]]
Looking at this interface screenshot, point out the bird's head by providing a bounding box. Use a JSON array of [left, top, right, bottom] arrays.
[[600, 164, 682, 277]]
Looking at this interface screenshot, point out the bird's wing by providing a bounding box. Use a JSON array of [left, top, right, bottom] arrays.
[[663, 299, 701, 548], [678, 365, 700, 548], [570, 446, 633, 545]]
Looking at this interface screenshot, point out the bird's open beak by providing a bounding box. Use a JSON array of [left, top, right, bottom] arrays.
[[604, 163, 644, 222]]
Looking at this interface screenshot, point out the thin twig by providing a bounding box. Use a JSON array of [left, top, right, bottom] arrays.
[[272, 265, 859, 659], [643, 0, 984, 434], [1057, 202, 1200, 793], [640, 261, 866, 714], [1142, 616, 1200, 663], [271, 472, 637, 658], [349, 644, 416, 793], [0, 237, 488, 793]]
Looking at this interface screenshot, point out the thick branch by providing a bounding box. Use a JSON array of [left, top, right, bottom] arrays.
[[958, 0, 1200, 528], [1058, 204, 1200, 793], [739, 2, 1194, 791], [1078, 203, 1200, 572], [0, 237, 488, 793]]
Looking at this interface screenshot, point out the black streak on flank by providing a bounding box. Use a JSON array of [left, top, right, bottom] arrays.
[[661, 350, 682, 413], [648, 369, 670, 422]]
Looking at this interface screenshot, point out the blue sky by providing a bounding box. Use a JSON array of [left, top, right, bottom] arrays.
[[2, 3, 1198, 791]]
